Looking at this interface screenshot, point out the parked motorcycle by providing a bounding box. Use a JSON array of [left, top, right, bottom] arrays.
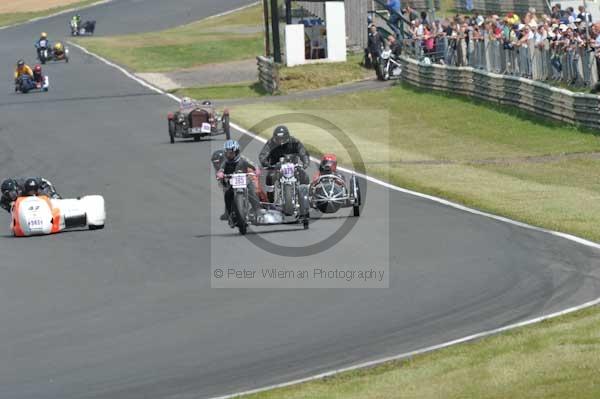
[[377, 49, 402, 81]]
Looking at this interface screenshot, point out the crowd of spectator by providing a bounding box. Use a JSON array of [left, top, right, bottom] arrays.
[[372, 3, 600, 87]]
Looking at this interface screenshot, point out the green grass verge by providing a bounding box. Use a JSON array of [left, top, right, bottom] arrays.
[[279, 54, 370, 92], [173, 82, 268, 100], [73, 4, 264, 72], [173, 54, 370, 100], [243, 304, 600, 398], [231, 83, 600, 242], [0, 0, 100, 27]]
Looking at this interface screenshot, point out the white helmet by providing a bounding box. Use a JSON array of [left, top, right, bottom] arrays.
[[181, 97, 193, 107]]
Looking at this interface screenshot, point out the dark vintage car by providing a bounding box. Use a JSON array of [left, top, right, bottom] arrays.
[[167, 99, 231, 143]]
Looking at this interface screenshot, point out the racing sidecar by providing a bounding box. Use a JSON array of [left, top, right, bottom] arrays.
[[71, 20, 96, 36], [15, 75, 49, 94], [310, 173, 361, 217], [11, 195, 105, 237]]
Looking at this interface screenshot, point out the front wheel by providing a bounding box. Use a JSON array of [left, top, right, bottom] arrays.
[[193, 135, 201, 142], [376, 61, 385, 81], [233, 191, 248, 235], [168, 120, 175, 143], [223, 115, 231, 140], [282, 183, 296, 216], [89, 224, 104, 230]]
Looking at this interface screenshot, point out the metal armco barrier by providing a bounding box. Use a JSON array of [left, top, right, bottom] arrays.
[[403, 37, 599, 89], [257, 56, 279, 94], [399, 55, 600, 130]]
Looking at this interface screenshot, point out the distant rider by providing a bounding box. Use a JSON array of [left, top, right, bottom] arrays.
[[32, 64, 44, 86], [258, 125, 310, 201], [0, 177, 61, 212], [71, 14, 81, 34], [52, 42, 65, 57], [35, 32, 50, 59], [14, 59, 34, 91], [0, 179, 20, 213], [180, 96, 196, 111], [216, 140, 263, 221]]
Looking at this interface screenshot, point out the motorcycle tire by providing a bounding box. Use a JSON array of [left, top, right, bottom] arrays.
[[282, 184, 295, 216], [233, 192, 248, 235], [168, 120, 175, 143], [351, 175, 361, 217], [376, 62, 384, 81], [223, 115, 231, 140]]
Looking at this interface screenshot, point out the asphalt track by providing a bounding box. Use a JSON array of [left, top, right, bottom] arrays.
[[0, 1, 599, 398]]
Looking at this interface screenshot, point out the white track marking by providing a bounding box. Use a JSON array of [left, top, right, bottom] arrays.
[[0, 0, 114, 31], [68, 25, 600, 399]]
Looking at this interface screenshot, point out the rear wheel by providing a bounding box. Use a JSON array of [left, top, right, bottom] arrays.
[[351, 175, 361, 217]]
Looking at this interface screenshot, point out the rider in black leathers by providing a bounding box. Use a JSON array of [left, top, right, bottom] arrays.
[[216, 140, 262, 222], [258, 126, 310, 203], [0, 177, 61, 213]]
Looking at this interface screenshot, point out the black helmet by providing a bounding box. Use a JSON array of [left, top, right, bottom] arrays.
[[272, 125, 290, 146], [23, 178, 39, 196], [211, 149, 225, 171], [1, 179, 19, 201], [201, 100, 212, 106], [17, 59, 25, 67]]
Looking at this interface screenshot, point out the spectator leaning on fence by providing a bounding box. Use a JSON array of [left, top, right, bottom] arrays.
[[387, 0, 401, 38], [398, 5, 600, 87]]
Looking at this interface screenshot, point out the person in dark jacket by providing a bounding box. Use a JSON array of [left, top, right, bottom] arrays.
[[216, 140, 263, 221], [1, 177, 61, 213], [258, 126, 310, 202], [367, 24, 386, 67]]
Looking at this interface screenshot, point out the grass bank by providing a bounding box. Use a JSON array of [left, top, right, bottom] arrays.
[[174, 82, 268, 100], [278, 54, 370, 93], [0, 0, 100, 27], [245, 304, 600, 399], [73, 4, 264, 72], [232, 84, 600, 242], [176, 54, 370, 100]]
